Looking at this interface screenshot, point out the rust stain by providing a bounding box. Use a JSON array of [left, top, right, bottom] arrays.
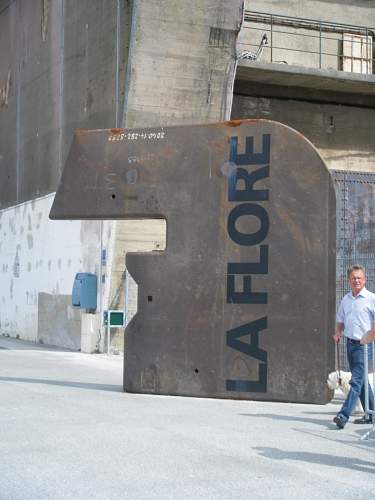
[[220, 119, 260, 128], [207, 139, 227, 152], [110, 128, 125, 135], [160, 146, 176, 159], [276, 204, 306, 252]]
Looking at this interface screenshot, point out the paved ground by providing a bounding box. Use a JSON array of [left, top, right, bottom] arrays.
[[0, 336, 374, 500]]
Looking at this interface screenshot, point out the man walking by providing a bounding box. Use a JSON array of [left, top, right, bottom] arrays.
[[333, 265, 375, 429]]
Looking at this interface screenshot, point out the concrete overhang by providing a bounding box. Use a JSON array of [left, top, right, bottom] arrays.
[[235, 61, 375, 107]]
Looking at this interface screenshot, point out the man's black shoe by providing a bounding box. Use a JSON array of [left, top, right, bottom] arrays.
[[333, 415, 345, 429], [353, 415, 373, 424]]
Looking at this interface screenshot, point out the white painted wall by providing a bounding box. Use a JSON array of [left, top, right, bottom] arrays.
[[0, 194, 109, 347]]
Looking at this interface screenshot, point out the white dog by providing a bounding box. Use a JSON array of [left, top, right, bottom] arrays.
[[327, 371, 363, 414]]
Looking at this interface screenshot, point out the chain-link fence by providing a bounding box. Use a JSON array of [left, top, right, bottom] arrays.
[[332, 170, 375, 371]]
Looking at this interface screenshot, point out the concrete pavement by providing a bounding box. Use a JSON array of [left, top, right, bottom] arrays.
[[0, 336, 374, 500]]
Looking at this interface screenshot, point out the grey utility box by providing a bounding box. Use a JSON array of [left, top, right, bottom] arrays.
[[72, 273, 97, 311]]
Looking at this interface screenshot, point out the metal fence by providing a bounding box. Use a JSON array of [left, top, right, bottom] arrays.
[[240, 11, 375, 74], [332, 170, 375, 371]]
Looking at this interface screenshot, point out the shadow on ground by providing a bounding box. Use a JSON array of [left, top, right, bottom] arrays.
[[0, 337, 76, 352], [254, 446, 375, 474], [240, 412, 334, 429], [295, 426, 375, 450], [0, 376, 122, 392]]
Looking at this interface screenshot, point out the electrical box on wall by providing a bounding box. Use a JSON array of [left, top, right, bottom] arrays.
[[72, 273, 97, 311]]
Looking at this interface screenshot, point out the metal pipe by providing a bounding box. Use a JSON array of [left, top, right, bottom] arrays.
[[98, 220, 103, 351], [360, 341, 375, 441], [58, 0, 65, 178], [364, 344, 369, 416], [319, 23, 322, 69], [115, 0, 121, 127], [122, 0, 138, 128], [16, 57, 20, 202], [107, 323, 110, 355], [244, 10, 375, 35], [270, 15, 273, 63]]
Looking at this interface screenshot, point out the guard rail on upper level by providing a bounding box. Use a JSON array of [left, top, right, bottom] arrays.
[[238, 11, 374, 75]]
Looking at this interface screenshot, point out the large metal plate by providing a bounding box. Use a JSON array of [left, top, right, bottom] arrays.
[[50, 119, 336, 403]]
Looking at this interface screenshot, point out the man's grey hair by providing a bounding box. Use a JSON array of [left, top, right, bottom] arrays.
[[347, 264, 365, 279]]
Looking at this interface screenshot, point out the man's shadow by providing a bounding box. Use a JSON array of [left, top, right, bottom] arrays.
[[254, 446, 374, 474], [240, 412, 335, 429]]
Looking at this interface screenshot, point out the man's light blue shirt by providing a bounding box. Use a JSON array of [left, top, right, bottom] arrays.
[[336, 287, 375, 340]]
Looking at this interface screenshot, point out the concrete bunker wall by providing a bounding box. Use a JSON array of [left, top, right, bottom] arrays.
[[232, 95, 375, 173]]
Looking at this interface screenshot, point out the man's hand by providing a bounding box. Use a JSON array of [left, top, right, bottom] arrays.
[[360, 329, 375, 345], [333, 332, 341, 344], [334, 323, 344, 343]]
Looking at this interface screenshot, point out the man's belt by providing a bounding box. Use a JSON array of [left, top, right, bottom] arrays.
[[347, 338, 361, 344]]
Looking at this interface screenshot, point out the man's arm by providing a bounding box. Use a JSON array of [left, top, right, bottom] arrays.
[[361, 299, 375, 344], [361, 328, 375, 344], [333, 323, 344, 343]]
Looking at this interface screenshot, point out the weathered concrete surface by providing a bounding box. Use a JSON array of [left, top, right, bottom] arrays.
[[239, 4, 375, 73], [37, 293, 81, 350], [237, 2, 375, 107], [231, 95, 375, 173], [236, 63, 375, 107], [50, 119, 335, 403], [123, 0, 243, 129], [0, 0, 129, 209], [0, 336, 374, 500]]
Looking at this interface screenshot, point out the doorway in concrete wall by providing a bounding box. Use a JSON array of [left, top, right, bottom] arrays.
[[331, 170, 375, 370]]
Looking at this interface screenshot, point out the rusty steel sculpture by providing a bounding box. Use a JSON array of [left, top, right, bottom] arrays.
[[50, 119, 335, 403]]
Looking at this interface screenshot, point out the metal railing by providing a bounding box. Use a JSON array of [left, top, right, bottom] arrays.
[[240, 11, 375, 75]]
